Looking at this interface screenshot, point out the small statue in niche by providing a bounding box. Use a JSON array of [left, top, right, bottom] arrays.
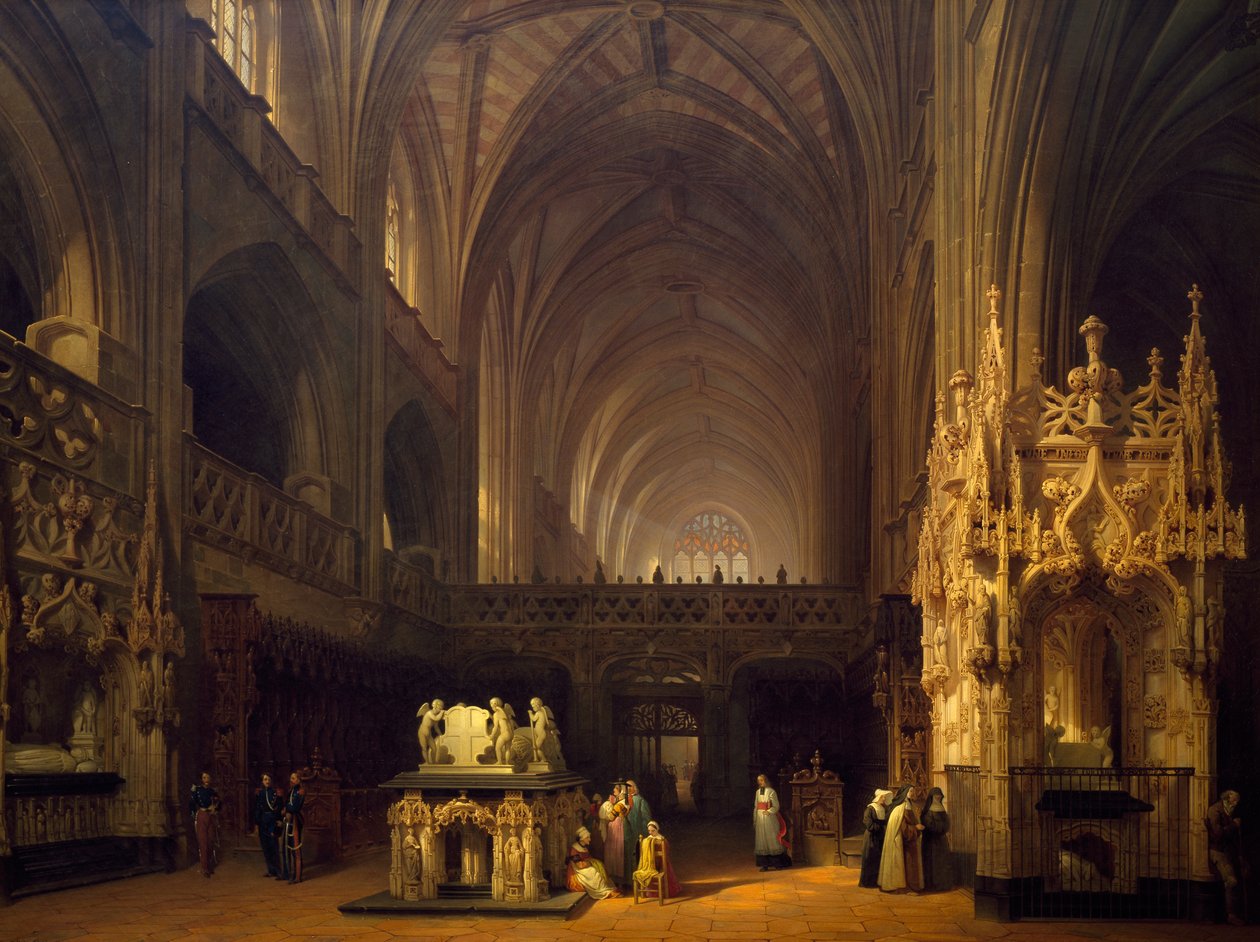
[[138, 659, 154, 709], [505, 833, 524, 882], [973, 588, 992, 646], [403, 827, 422, 883], [71, 682, 98, 736], [163, 661, 176, 711], [932, 621, 948, 666], [1175, 585, 1192, 649], [415, 700, 447, 765], [1044, 685, 1061, 729], [1008, 585, 1023, 647], [21, 676, 43, 740]]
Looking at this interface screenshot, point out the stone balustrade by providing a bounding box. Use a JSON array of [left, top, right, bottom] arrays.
[[384, 282, 458, 413], [184, 438, 359, 594], [185, 21, 361, 291]]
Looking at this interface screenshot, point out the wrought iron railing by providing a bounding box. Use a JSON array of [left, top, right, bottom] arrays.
[[1006, 765, 1192, 919]]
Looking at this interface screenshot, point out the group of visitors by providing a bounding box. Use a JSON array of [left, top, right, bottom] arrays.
[[858, 784, 951, 893], [187, 770, 306, 883], [565, 777, 681, 900]]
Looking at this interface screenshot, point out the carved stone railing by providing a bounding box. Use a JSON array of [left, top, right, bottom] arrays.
[[184, 19, 362, 292], [384, 282, 457, 413], [0, 334, 147, 498], [184, 438, 359, 594], [448, 583, 860, 629], [385, 551, 451, 625]]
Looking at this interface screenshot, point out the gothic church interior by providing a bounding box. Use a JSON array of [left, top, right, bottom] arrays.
[[1, 0, 1259, 928]]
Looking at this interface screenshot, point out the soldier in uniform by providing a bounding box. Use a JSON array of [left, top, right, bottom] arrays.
[[253, 772, 283, 878], [280, 771, 306, 883], [188, 771, 220, 877]]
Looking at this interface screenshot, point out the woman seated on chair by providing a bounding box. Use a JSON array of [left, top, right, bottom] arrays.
[[633, 820, 681, 898]]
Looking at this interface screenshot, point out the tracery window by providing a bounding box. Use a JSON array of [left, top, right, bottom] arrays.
[[671, 511, 750, 583], [385, 178, 400, 283], [211, 0, 257, 92]]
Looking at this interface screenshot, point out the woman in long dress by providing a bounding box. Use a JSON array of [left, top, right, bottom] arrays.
[[920, 787, 951, 891], [752, 773, 792, 870], [633, 820, 681, 898], [859, 788, 893, 887], [566, 826, 621, 899], [601, 783, 627, 884], [878, 786, 924, 892]]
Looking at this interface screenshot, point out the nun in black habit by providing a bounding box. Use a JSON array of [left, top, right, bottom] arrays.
[[921, 786, 952, 891], [858, 788, 894, 888]]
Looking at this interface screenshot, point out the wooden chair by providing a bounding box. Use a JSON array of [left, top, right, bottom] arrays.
[[632, 836, 669, 904]]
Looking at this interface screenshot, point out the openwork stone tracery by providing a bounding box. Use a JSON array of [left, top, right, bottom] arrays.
[[912, 285, 1245, 888]]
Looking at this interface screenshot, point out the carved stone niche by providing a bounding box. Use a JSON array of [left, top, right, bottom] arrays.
[[25, 316, 138, 403]]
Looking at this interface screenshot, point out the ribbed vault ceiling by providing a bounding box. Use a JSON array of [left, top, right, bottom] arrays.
[[399, 0, 872, 579]]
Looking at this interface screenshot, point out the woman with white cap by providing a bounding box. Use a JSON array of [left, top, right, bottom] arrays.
[[859, 787, 893, 888], [566, 825, 621, 899]]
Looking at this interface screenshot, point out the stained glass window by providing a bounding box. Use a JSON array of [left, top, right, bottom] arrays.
[[671, 512, 750, 583]]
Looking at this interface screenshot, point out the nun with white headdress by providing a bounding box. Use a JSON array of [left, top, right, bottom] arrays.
[[859, 788, 894, 887], [878, 785, 925, 892]]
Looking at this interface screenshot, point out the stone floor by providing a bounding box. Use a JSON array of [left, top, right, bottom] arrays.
[[1, 816, 1253, 941]]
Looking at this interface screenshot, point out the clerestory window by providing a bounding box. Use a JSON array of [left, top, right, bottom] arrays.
[[672, 511, 750, 583], [211, 0, 257, 92]]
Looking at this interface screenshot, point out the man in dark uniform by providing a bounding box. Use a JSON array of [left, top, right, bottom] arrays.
[[280, 771, 306, 883], [188, 771, 220, 877], [253, 772, 283, 878]]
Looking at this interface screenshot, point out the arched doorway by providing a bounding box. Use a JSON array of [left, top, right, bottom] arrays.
[[602, 655, 702, 817]]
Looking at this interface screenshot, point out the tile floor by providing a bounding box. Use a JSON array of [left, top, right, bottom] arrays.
[[0, 817, 1253, 941]]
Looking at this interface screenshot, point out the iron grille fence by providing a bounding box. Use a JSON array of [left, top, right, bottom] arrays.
[[948, 766, 1193, 919], [945, 765, 979, 894], [1007, 766, 1193, 919]]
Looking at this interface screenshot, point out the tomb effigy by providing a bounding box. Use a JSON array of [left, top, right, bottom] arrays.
[[377, 697, 588, 905]]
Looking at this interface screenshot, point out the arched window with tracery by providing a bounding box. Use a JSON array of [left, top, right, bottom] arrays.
[[211, 0, 257, 92], [385, 177, 400, 283], [671, 511, 750, 583]]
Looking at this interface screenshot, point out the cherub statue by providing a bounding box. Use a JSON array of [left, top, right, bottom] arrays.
[[1089, 725, 1114, 768], [415, 699, 447, 765], [489, 696, 518, 764], [528, 696, 558, 763]]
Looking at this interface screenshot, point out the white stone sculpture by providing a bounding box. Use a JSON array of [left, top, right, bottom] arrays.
[[403, 827, 421, 883], [72, 682, 98, 736], [416, 699, 447, 765], [489, 697, 517, 764], [1044, 685, 1060, 729], [505, 833, 524, 881], [528, 697, 560, 763]]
